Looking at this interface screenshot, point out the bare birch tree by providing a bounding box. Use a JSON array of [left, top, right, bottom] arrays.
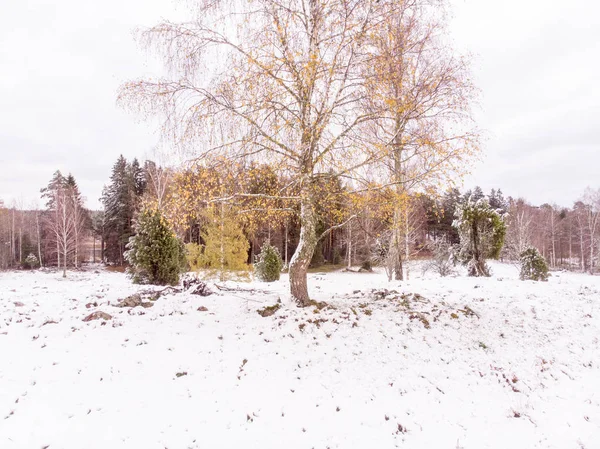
[[45, 186, 76, 276], [42, 174, 87, 276], [580, 188, 600, 274], [119, 0, 478, 304], [144, 160, 171, 211], [504, 198, 535, 261], [360, 0, 479, 280]]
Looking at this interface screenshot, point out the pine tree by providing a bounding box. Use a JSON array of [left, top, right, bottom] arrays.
[[519, 247, 549, 281], [425, 188, 461, 244], [101, 155, 146, 264], [489, 189, 508, 215], [454, 196, 506, 277], [125, 208, 186, 285], [40, 170, 66, 209], [254, 242, 283, 282], [130, 158, 147, 197]]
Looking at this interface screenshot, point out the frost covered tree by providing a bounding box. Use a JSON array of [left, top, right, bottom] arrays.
[[454, 197, 506, 277], [423, 237, 456, 277], [503, 198, 535, 262], [519, 247, 549, 281], [254, 242, 284, 282], [125, 208, 186, 285], [488, 189, 508, 214], [577, 188, 600, 274], [119, 0, 480, 305]]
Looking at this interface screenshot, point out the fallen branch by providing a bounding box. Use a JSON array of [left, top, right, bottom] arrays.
[[420, 375, 445, 394]]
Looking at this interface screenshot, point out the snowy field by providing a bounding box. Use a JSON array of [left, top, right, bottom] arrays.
[[0, 263, 599, 449]]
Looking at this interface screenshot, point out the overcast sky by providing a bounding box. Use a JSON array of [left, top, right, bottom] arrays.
[[1, 0, 598, 209]]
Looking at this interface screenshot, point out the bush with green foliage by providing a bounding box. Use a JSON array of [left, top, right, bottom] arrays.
[[519, 247, 549, 281], [454, 197, 506, 277], [125, 208, 186, 285], [22, 253, 40, 270], [360, 260, 373, 272], [254, 242, 283, 282]]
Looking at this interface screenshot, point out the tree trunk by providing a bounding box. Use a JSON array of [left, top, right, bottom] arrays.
[[10, 208, 15, 264], [568, 220, 572, 268], [55, 196, 61, 268], [74, 200, 79, 268], [329, 228, 333, 264], [219, 202, 225, 281], [394, 250, 403, 280], [404, 210, 410, 280], [580, 232, 585, 272], [393, 210, 403, 281], [590, 239, 595, 275], [550, 211, 556, 268], [289, 188, 318, 307], [36, 211, 42, 267], [470, 218, 489, 276], [101, 234, 105, 264], [392, 121, 405, 281], [284, 220, 289, 266], [18, 214, 22, 264], [63, 239, 67, 278], [347, 223, 352, 270], [590, 213, 598, 275]]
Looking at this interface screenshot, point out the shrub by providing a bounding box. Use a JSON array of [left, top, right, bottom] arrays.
[[22, 253, 40, 269], [360, 260, 373, 272], [254, 242, 283, 282], [454, 197, 506, 277], [125, 208, 186, 285], [519, 247, 549, 281], [423, 238, 456, 277]]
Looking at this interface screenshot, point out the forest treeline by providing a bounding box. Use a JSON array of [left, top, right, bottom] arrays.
[[1, 155, 599, 276]]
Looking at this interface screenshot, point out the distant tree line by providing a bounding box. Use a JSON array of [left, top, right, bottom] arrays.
[[2, 156, 599, 277], [0, 170, 90, 275]]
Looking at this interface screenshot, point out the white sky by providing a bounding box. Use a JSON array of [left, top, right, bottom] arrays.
[[0, 0, 598, 209]]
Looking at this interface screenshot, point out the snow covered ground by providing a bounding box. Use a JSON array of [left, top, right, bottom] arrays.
[[0, 263, 599, 449]]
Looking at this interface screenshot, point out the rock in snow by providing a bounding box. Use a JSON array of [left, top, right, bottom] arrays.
[[82, 311, 113, 322]]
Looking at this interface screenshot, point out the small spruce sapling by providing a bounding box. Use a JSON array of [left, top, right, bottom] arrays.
[[125, 208, 186, 285], [23, 253, 40, 270], [254, 242, 283, 282], [519, 247, 549, 281]]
